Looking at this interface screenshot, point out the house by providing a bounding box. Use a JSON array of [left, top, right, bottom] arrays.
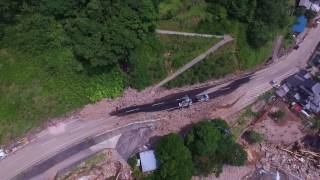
[[139, 150, 158, 173], [276, 70, 320, 114], [310, 43, 320, 68], [299, 0, 320, 12], [292, 16, 308, 33]]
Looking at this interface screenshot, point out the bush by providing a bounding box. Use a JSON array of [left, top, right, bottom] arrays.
[[244, 131, 264, 144], [128, 154, 138, 168], [295, 6, 306, 17], [225, 143, 247, 166], [305, 9, 317, 20], [312, 117, 320, 129], [269, 110, 285, 120]]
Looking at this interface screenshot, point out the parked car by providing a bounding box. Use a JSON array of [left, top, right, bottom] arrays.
[[0, 149, 6, 160], [179, 96, 192, 108], [196, 94, 209, 102], [269, 80, 280, 88]]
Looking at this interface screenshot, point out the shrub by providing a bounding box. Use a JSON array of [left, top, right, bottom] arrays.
[[128, 154, 138, 168], [269, 110, 285, 120], [244, 131, 264, 144]]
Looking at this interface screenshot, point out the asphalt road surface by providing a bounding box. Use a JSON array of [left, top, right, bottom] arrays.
[[0, 26, 319, 180], [112, 73, 253, 116]]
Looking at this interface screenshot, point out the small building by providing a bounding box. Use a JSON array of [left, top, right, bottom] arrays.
[[139, 150, 158, 173], [299, 0, 320, 12], [292, 16, 308, 33]]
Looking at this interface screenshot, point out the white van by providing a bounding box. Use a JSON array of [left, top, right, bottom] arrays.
[[0, 149, 6, 160]]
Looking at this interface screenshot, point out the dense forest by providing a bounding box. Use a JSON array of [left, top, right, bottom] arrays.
[[0, 0, 294, 143]]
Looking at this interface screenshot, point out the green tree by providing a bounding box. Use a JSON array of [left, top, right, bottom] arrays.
[[63, 0, 157, 70], [254, 0, 289, 28], [154, 133, 193, 180], [305, 9, 317, 20], [185, 121, 221, 156], [185, 120, 247, 176], [247, 21, 271, 48], [295, 6, 306, 17], [0, 0, 21, 22], [185, 121, 221, 175]]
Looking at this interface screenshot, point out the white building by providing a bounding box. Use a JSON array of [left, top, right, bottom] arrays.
[[300, 0, 320, 12], [139, 150, 158, 173]]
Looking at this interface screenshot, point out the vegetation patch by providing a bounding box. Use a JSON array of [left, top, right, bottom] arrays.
[[269, 110, 285, 122], [158, 34, 218, 71], [243, 130, 264, 144], [0, 0, 159, 144], [166, 43, 238, 87], [158, 0, 293, 88], [150, 119, 247, 179], [232, 109, 260, 138]]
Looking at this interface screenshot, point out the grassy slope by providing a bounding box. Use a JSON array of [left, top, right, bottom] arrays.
[[158, 0, 275, 87], [158, 34, 218, 73], [0, 48, 126, 144], [158, 0, 209, 32]]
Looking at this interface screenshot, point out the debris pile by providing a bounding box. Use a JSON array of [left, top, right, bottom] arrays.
[[259, 143, 320, 179]]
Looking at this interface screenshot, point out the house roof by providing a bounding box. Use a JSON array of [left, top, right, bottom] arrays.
[[292, 16, 307, 33], [285, 70, 315, 88], [312, 54, 320, 66], [300, 0, 320, 11], [139, 150, 158, 172]]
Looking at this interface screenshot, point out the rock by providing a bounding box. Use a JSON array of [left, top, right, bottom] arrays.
[[263, 163, 271, 171]]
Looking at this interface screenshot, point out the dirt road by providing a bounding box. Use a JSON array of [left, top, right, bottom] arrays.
[[155, 29, 224, 38], [0, 26, 319, 180]]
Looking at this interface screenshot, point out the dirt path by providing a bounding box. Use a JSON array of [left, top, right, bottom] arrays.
[[155, 29, 224, 38], [272, 35, 283, 62], [154, 35, 234, 88]]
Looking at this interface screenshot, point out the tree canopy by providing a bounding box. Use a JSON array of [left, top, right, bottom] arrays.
[[1, 0, 158, 71], [205, 0, 290, 48], [185, 119, 247, 176], [153, 133, 193, 180]]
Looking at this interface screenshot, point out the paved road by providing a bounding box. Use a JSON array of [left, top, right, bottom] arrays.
[[113, 74, 253, 116], [154, 35, 233, 88], [155, 29, 224, 38], [0, 26, 319, 180]]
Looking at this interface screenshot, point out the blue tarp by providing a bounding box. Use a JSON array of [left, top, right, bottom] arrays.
[[292, 16, 307, 33]]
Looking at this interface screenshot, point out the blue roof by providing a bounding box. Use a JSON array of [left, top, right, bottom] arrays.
[[292, 16, 307, 33]]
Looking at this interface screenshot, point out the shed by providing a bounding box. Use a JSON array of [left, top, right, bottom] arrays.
[[292, 16, 307, 33], [139, 150, 158, 173]]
